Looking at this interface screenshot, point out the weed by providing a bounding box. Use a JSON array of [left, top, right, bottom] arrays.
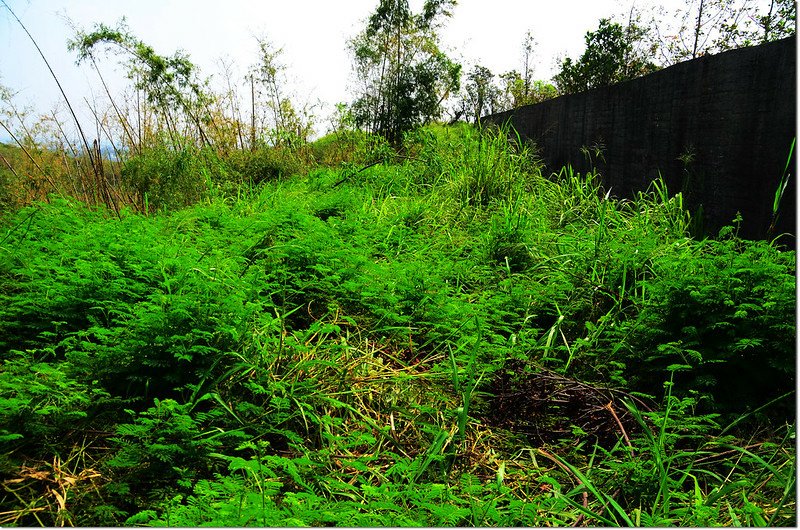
[[0, 123, 793, 526]]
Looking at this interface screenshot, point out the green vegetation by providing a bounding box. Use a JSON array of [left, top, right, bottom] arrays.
[[0, 124, 794, 526], [453, 32, 559, 122], [0, 0, 795, 525], [466, 1, 797, 102], [552, 0, 797, 95], [348, 0, 461, 145], [553, 18, 658, 95]]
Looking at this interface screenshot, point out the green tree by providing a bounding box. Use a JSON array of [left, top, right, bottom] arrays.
[[349, 0, 461, 145], [647, 0, 796, 65], [757, 0, 796, 42], [69, 20, 214, 148], [664, 0, 759, 61], [497, 31, 557, 109], [519, 30, 536, 103], [553, 18, 658, 94], [455, 65, 500, 124], [498, 71, 558, 109], [451, 31, 556, 120], [247, 36, 313, 148]]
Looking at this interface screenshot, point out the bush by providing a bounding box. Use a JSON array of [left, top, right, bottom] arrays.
[[0, 352, 109, 471], [121, 145, 210, 211], [226, 145, 309, 184], [622, 231, 796, 418], [405, 123, 541, 205], [310, 130, 392, 168], [0, 124, 795, 526]]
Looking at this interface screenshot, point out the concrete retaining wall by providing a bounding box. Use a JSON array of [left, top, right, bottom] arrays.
[[485, 36, 796, 242]]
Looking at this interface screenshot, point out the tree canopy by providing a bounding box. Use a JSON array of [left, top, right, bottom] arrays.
[[553, 18, 658, 95], [348, 0, 461, 145]]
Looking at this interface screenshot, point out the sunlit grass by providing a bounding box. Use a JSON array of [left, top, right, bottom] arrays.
[[0, 124, 794, 526]]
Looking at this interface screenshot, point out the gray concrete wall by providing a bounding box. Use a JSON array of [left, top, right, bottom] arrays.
[[485, 36, 796, 242]]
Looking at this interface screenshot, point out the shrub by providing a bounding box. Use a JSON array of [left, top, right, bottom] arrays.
[[622, 231, 796, 419], [106, 399, 230, 488], [0, 123, 794, 527], [0, 352, 109, 470], [405, 123, 541, 206], [121, 145, 211, 211], [309, 130, 391, 167], [226, 145, 309, 184], [483, 207, 534, 273]]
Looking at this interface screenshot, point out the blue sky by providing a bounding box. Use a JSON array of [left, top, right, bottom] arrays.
[[1, 0, 641, 139]]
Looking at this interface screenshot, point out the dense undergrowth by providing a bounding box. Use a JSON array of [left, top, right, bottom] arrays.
[[0, 124, 795, 526]]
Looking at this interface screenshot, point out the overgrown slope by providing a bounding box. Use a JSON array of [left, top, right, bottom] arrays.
[[0, 126, 794, 526]]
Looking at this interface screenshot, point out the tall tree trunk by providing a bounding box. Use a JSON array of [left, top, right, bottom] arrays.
[[763, 0, 775, 41], [692, 0, 706, 59], [250, 77, 256, 150]]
